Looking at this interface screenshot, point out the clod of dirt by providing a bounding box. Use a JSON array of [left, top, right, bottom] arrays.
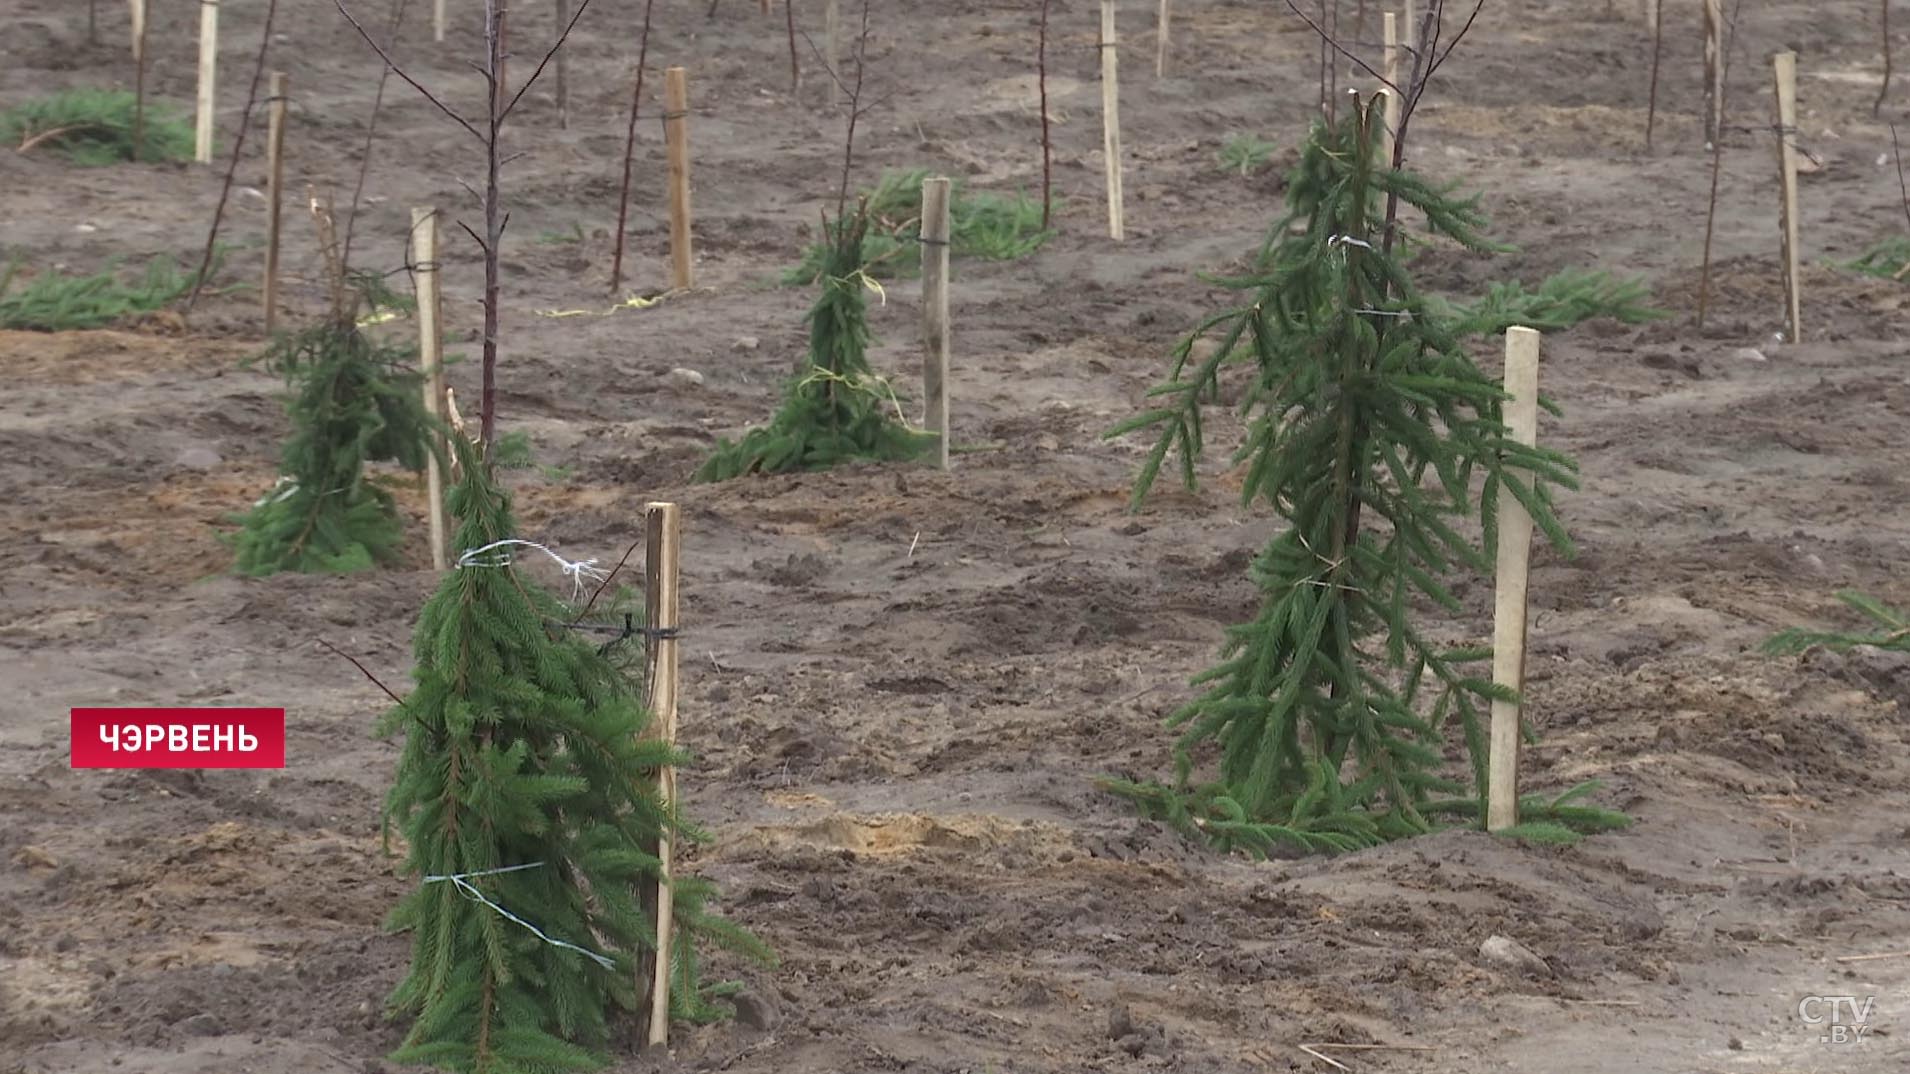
[[11, 845, 58, 870], [733, 336, 760, 351], [669, 367, 705, 388], [758, 552, 830, 588], [1107, 1004, 1135, 1040], [730, 989, 778, 1030], [174, 446, 224, 470], [1480, 935, 1554, 978], [180, 1013, 223, 1036]]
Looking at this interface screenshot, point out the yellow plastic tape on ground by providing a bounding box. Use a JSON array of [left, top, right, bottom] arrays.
[[534, 294, 664, 319]]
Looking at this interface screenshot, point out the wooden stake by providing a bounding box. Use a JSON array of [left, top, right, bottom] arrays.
[[921, 177, 952, 470], [196, 0, 219, 165], [263, 72, 289, 334], [1487, 326, 1541, 834], [1773, 51, 1803, 343], [412, 207, 450, 571], [1703, 0, 1723, 145], [761, 0, 770, 13], [663, 66, 694, 291], [1100, 0, 1125, 241], [132, 0, 150, 161], [1156, 0, 1171, 78], [643, 501, 683, 1048], [1402, 0, 1415, 51], [434, 0, 446, 42], [824, 0, 842, 108], [1382, 14, 1400, 164]]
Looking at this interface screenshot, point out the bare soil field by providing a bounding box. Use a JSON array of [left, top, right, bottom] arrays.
[[3, 1, 1909, 1072]]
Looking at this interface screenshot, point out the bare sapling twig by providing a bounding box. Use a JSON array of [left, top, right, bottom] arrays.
[[1878, 0, 1893, 116], [810, 0, 877, 222], [187, 0, 284, 312], [1315, 0, 1330, 116], [609, 0, 659, 294], [343, 0, 414, 270], [336, 0, 596, 450], [1696, 0, 1746, 328], [787, 0, 802, 93], [1284, 0, 1484, 256], [1645, 0, 1664, 149], [1703, 0, 1723, 145], [1038, 0, 1053, 230], [555, 0, 571, 128]]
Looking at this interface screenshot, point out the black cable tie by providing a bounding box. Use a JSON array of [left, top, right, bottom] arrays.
[[544, 617, 682, 641], [412, 260, 442, 272], [661, 109, 690, 120], [916, 235, 951, 247]]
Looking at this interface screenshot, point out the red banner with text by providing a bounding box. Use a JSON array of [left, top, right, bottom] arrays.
[[70, 708, 287, 769]]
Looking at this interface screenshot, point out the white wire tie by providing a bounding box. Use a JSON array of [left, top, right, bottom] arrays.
[[421, 862, 618, 970]]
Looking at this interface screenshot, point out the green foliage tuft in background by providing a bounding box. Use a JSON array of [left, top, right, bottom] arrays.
[[0, 88, 195, 165], [782, 169, 1049, 284], [1841, 236, 1910, 281], [1441, 268, 1663, 335], [1218, 134, 1279, 177], [1765, 591, 1910, 656], [0, 256, 200, 331]]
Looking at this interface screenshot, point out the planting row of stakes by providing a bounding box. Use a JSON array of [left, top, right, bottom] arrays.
[[7, 1, 1909, 1071]]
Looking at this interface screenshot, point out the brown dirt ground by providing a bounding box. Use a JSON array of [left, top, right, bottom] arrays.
[[4, 1, 1910, 1072]]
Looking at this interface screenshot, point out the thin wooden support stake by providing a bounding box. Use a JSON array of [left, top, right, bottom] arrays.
[[412, 207, 450, 571], [196, 0, 220, 165], [1487, 325, 1541, 833], [1773, 51, 1803, 343], [643, 501, 683, 1047], [664, 66, 695, 291], [1703, 0, 1723, 145], [434, 0, 446, 42], [825, 0, 842, 108], [1100, 0, 1125, 241], [1156, 0, 1171, 78], [128, 0, 145, 61], [921, 177, 952, 470], [1381, 14, 1400, 164], [263, 72, 289, 334], [1402, 0, 1415, 51]]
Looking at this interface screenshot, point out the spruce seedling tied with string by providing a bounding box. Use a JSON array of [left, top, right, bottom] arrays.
[[379, 441, 769, 1073], [697, 209, 933, 481], [1103, 95, 1626, 855]]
